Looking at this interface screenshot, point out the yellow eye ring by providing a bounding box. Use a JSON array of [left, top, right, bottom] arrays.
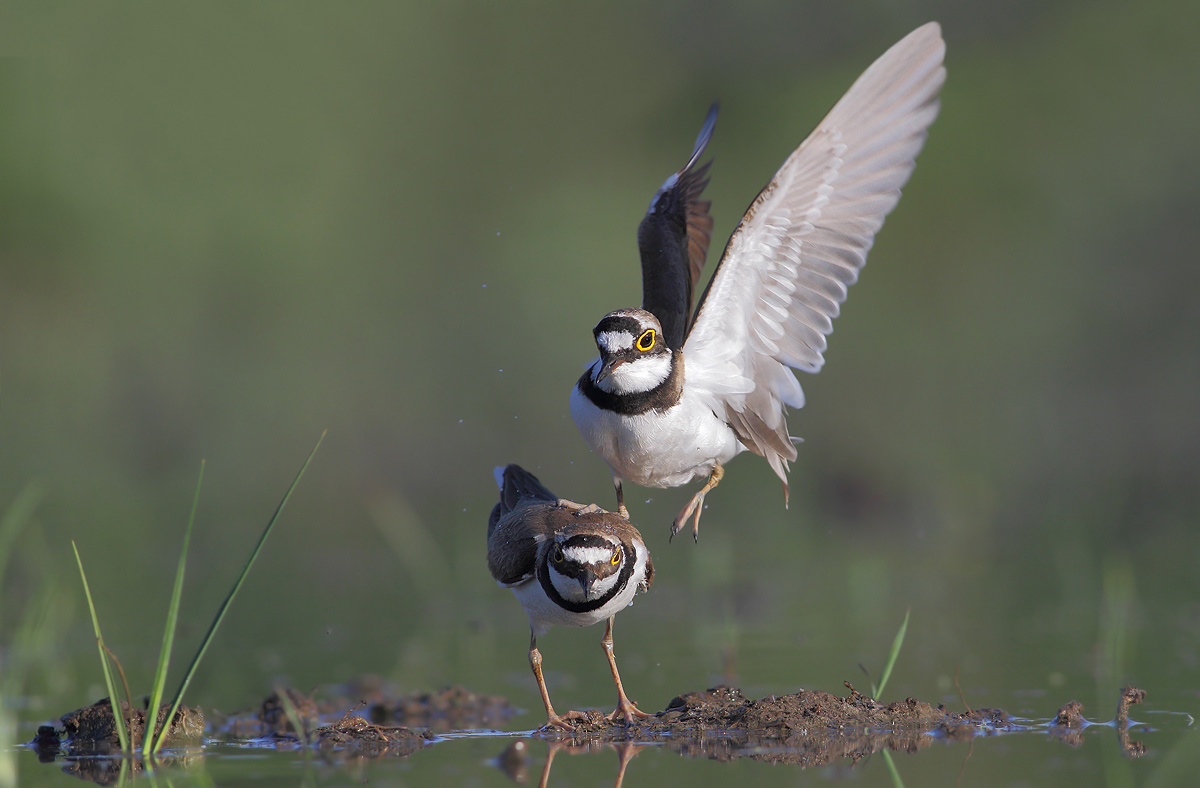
[[552, 546, 564, 563], [610, 549, 622, 566], [636, 329, 655, 352]]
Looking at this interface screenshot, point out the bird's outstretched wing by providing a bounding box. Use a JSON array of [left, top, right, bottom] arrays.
[[639, 102, 718, 349], [684, 23, 946, 488]]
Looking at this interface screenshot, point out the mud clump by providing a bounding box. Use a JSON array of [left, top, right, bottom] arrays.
[[333, 678, 516, 732], [40, 697, 203, 756], [1052, 700, 1086, 728], [220, 687, 323, 738], [535, 684, 1019, 766], [308, 711, 432, 759], [211, 683, 487, 759], [1116, 686, 1146, 759], [1049, 699, 1087, 747], [1047, 686, 1145, 758]]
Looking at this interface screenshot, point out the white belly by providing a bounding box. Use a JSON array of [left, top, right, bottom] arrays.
[[511, 575, 639, 637], [570, 382, 744, 489]]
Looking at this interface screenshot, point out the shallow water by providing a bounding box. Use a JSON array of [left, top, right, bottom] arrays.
[[10, 676, 1199, 786], [10, 701, 1198, 787], [6, 493, 1200, 786]]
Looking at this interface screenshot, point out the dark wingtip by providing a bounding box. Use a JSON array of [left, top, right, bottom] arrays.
[[683, 101, 719, 173], [495, 464, 558, 514]]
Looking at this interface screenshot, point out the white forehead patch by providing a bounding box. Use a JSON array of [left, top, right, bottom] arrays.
[[563, 545, 616, 565], [597, 331, 635, 354]]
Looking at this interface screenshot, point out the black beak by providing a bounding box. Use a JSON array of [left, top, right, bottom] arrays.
[[595, 356, 624, 384]]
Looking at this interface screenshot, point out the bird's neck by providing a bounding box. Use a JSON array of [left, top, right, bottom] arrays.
[[578, 352, 684, 415]]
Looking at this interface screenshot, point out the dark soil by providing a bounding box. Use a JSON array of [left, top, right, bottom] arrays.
[[528, 684, 1013, 765], [522, 683, 1148, 766], [218, 687, 324, 738], [332, 677, 517, 732], [32, 681, 1148, 777], [40, 697, 203, 756], [308, 710, 432, 758]]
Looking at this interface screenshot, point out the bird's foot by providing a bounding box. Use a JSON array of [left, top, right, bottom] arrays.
[[557, 498, 603, 516], [669, 496, 704, 543], [606, 699, 653, 725], [617, 503, 630, 520], [669, 467, 723, 542], [541, 709, 589, 731]]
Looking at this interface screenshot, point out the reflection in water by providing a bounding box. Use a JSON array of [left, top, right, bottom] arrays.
[[495, 739, 645, 788], [488, 684, 1159, 781], [49, 751, 204, 786], [1047, 685, 1148, 759], [26, 684, 1165, 785]]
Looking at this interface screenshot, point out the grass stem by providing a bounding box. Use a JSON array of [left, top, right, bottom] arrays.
[[72, 541, 131, 753], [152, 432, 324, 752], [874, 608, 910, 699], [143, 460, 204, 758]]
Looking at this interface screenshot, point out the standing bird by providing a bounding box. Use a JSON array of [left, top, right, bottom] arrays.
[[487, 464, 654, 728], [570, 23, 946, 540]]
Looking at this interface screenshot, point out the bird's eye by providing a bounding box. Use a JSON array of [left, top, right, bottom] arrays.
[[552, 546, 564, 563], [610, 548, 622, 566], [636, 329, 655, 352]]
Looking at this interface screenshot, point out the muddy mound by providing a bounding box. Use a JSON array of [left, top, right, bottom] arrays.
[[33, 697, 203, 756], [527, 683, 1146, 766]]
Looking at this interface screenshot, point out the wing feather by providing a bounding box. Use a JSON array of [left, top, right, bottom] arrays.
[[639, 103, 719, 349], [684, 23, 946, 486], [487, 465, 557, 586]]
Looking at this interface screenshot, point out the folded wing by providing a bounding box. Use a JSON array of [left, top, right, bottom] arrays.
[[487, 465, 557, 586]]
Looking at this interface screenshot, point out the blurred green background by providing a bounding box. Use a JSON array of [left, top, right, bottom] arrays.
[[2, 0, 1198, 766]]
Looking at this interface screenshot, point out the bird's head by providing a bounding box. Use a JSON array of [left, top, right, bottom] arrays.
[[545, 532, 627, 603], [590, 308, 672, 395]]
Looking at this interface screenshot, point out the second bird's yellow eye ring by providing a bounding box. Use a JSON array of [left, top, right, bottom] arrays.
[[610, 548, 622, 566], [636, 329, 655, 352]]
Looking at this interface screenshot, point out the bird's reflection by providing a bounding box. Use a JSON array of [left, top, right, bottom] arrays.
[[494, 738, 647, 788]]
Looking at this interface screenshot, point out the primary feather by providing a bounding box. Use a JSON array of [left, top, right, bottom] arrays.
[[683, 22, 946, 493], [638, 103, 718, 349]]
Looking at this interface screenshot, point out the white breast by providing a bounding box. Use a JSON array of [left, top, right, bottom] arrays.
[[570, 379, 745, 488]]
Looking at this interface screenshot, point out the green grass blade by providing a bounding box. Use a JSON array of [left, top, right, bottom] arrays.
[[143, 460, 205, 758], [881, 749, 905, 788], [875, 608, 910, 700], [72, 541, 131, 753], [274, 687, 310, 747], [153, 432, 325, 752]]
